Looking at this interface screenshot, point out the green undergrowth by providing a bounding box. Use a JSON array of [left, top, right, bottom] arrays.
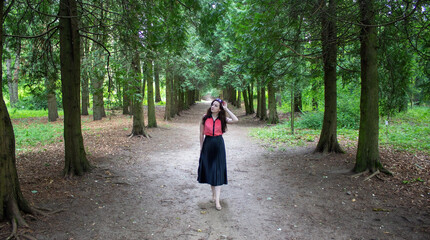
[[8, 108, 65, 119], [250, 106, 430, 154], [13, 120, 64, 152]]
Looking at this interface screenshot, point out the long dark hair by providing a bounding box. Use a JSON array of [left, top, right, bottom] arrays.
[[202, 99, 227, 133]]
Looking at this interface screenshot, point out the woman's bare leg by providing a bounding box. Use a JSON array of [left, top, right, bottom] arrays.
[[215, 186, 222, 210], [211, 186, 216, 202]]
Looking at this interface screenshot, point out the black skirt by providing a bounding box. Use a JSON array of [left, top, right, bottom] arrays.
[[197, 135, 227, 186]]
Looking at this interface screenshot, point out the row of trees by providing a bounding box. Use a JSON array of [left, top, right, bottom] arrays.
[[204, 0, 428, 171], [0, 0, 211, 232], [0, 0, 428, 233]]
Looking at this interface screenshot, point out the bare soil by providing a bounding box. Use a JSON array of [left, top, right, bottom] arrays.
[[1, 101, 429, 240]]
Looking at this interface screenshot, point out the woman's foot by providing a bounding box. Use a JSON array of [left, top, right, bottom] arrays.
[[215, 202, 222, 211]]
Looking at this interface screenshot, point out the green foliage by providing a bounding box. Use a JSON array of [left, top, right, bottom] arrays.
[[296, 111, 323, 129], [155, 101, 166, 106], [13, 95, 48, 110], [8, 108, 64, 119], [378, 23, 414, 117], [249, 122, 320, 149], [205, 88, 221, 98], [337, 85, 360, 129], [251, 106, 430, 154], [380, 106, 430, 153], [402, 177, 424, 185], [13, 120, 64, 151]]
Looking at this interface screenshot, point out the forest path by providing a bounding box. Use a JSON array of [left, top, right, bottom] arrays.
[[29, 101, 428, 240]]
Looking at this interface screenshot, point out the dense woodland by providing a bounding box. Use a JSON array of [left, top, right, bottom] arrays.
[[0, 0, 429, 234]]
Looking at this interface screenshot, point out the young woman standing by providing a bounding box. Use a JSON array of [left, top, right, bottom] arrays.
[[198, 98, 238, 210]]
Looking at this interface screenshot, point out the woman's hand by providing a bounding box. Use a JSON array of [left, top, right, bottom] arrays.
[[223, 101, 239, 123]]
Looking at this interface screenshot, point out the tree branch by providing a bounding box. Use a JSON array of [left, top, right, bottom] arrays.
[[3, 0, 15, 21], [332, 0, 421, 27], [337, 63, 359, 73], [78, 1, 121, 15], [25, 0, 77, 19], [280, 40, 320, 59], [4, 26, 58, 39], [80, 33, 113, 102], [176, 0, 193, 11]]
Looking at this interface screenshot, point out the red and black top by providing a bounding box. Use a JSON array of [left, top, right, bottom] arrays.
[[204, 117, 223, 136]]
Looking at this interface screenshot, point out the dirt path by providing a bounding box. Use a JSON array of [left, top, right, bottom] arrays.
[[23, 101, 429, 240]]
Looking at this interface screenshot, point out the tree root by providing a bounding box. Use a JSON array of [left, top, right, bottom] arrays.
[[4, 196, 65, 240], [352, 167, 393, 181], [364, 169, 380, 181], [128, 132, 152, 139], [6, 219, 18, 240], [8, 199, 29, 228], [379, 167, 393, 176], [351, 171, 367, 178], [33, 207, 66, 216], [22, 234, 38, 240]]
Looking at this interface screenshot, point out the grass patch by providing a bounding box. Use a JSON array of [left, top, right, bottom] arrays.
[[250, 106, 429, 154], [8, 108, 65, 119], [14, 120, 64, 151], [380, 107, 430, 153], [249, 123, 320, 149]]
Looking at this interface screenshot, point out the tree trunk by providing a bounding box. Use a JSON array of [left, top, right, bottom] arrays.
[[276, 92, 282, 107], [248, 83, 255, 114], [267, 80, 279, 124], [171, 73, 179, 117], [60, 0, 92, 177], [6, 58, 13, 104], [92, 4, 107, 121], [312, 97, 318, 111], [177, 76, 184, 113], [81, 38, 90, 115], [0, 99, 33, 226], [260, 87, 267, 121], [170, 71, 176, 118], [12, 43, 20, 106], [231, 88, 237, 107], [195, 90, 200, 102], [354, 0, 388, 174], [256, 86, 261, 118], [237, 90, 241, 108], [178, 87, 185, 112], [291, 88, 295, 134], [294, 90, 302, 112], [92, 65, 105, 120], [130, 52, 148, 136], [223, 89, 230, 103], [7, 44, 20, 107], [154, 60, 162, 103], [315, 0, 344, 153], [243, 88, 250, 114], [147, 59, 157, 128], [0, 4, 33, 226], [123, 79, 131, 115], [46, 71, 59, 122], [225, 86, 236, 106], [164, 62, 172, 120]]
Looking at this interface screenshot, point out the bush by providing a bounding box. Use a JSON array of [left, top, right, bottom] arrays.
[[296, 107, 360, 130], [14, 94, 47, 110], [337, 94, 360, 129], [296, 111, 323, 129], [337, 110, 360, 129]]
